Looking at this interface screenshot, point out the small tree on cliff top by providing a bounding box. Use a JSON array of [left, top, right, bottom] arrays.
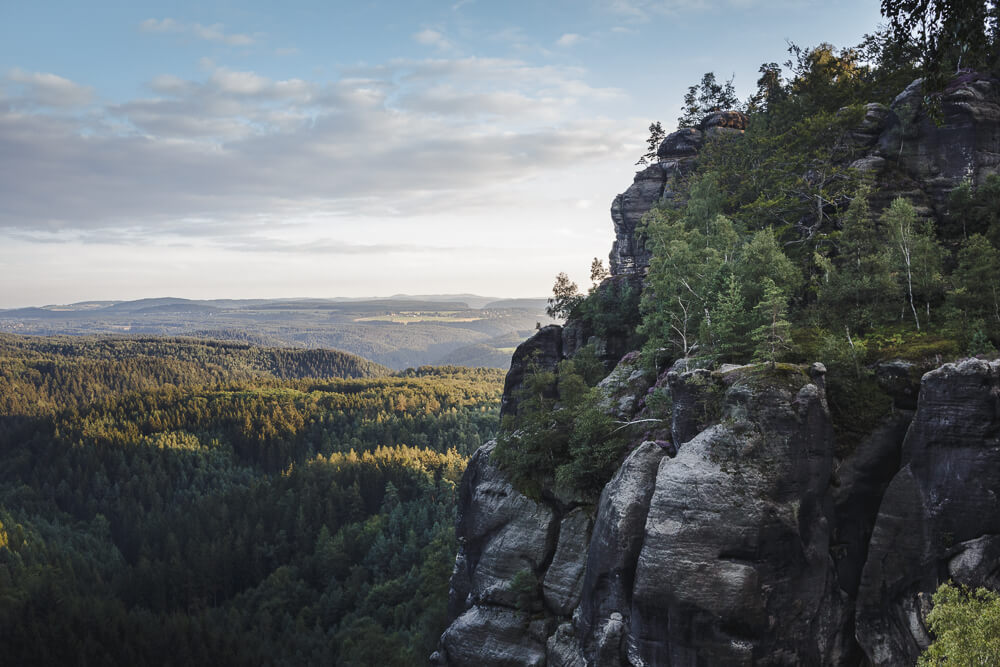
[[546, 272, 583, 320]]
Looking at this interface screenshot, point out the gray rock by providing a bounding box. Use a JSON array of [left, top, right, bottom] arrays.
[[657, 128, 704, 159], [609, 164, 673, 276], [438, 606, 547, 667], [546, 622, 586, 667], [698, 110, 748, 132], [847, 102, 890, 148], [596, 612, 627, 667], [501, 325, 563, 419], [577, 441, 665, 662], [830, 414, 910, 597], [628, 367, 849, 665], [543, 508, 593, 616], [874, 359, 932, 410], [856, 358, 1000, 666], [667, 367, 722, 446], [454, 441, 557, 609], [875, 73, 1000, 215], [597, 351, 654, 420]]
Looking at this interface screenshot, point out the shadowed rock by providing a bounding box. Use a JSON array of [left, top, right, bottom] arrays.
[[856, 359, 1000, 666]]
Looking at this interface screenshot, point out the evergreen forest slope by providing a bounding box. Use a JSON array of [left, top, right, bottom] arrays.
[[0, 336, 504, 665]]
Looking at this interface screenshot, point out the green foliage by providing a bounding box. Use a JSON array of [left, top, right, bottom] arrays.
[[882, 0, 999, 87], [678, 72, 739, 128], [945, 174, 1000, 246], [919, 581, 1000, 665], [574, 276, 643, 347], [493, 351, 632, 501], [815, 186, 898, 332], [546, 272, 584, 320], [636, 122, 666, 166], [751, 279, 794, 366], [0, 336, 504, 665], [509, 569, 538, 613], [712, 273, 751, 362]]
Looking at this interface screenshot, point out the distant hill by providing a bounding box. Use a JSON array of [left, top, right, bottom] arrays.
[[0, 334, 391, 391], [482, 298, 551, 311], [0, 295, 548, 369]]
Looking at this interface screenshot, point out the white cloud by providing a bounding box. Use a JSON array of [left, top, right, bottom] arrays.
[[140, 18, 256, 46], [413, 28, 451, 50], [6, 68, 94, 107], [0, 55, 633, 269], [209, 68, 271, 95], [556, 33, 582, 47]]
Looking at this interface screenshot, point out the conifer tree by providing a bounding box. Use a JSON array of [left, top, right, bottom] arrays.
[[751, 278, 793, 366]]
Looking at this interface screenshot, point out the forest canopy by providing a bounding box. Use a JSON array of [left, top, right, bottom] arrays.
[[0, 336, 503, 665]]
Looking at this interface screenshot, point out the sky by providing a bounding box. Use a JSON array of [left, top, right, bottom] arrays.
[[0, 0, 885, 308]]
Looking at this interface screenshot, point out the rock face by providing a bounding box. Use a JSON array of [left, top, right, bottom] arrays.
[[628, 369, 850, 665], [856, 359, 1000, 666], [437, 80, 1000, 666], [437, 355, 1000, 666], [873, 73, 1000, 216], [501, 324, 563, 419]]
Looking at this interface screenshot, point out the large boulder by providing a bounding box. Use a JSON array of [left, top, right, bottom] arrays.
[[856, 359, 1000, 665], [436, 606, 547, 667]]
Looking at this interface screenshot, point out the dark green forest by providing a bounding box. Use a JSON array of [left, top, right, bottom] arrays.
[[0, 336, 503, 665]]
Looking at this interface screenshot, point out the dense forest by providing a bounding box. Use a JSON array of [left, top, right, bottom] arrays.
[[0, 335, 503, 665]]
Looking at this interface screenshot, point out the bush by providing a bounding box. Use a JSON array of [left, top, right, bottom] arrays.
[[919, 582, 1000, 666]]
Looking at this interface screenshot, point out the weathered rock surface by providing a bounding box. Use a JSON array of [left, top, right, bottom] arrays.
[[597, 351, 654, 420], [577, 441, 666, 663], [629, 369, 851, 665], [543, 508, 593, 617], [453, 441, 557, 610], [609, 163, 676, 276], [546, 622, 586, 667], [501, 324, 563, 419], [437, 606, 547, 667], [856, 359, 1000, 666], [667, 366, 722, 445], [874, 73, 1000, 216]]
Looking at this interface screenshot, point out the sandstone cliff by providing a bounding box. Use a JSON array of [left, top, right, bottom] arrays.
[[433, 75, 1000, 666]]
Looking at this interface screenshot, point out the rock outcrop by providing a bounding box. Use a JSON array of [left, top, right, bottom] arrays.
[[856, 359, 1000, 665], [609, 73, 1000, 279], [439, 350, 1000, 666], [609, 111, 748, 277], [436, 75, 1000, 666]]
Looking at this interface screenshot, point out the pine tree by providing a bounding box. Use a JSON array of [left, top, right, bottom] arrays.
[[816, 186, 896, 331], [751, 278, 793, 367], [712, 272, 750, 361]]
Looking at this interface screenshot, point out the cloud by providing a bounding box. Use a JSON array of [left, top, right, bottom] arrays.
[[603, 0, 789, 19], [556, 33, 583, 47], [0, 57, 632, 246], [140, 18, 256, 46], [413, 29, 452, 50], [5, 68, 94, 107]]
